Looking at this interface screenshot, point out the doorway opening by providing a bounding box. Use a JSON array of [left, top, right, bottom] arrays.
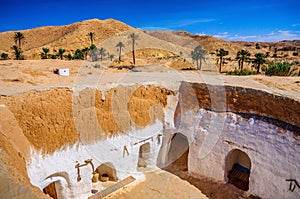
[[167, 133, 189, 170], [225, 149, 251, 191], [137, 142, 151, 168], [43, 182, 58, 199], [95, 162, 118, 182]]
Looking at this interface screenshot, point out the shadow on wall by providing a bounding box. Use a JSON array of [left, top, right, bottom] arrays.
[[95, 162, 118, 182], [225, 149, 251, 191]]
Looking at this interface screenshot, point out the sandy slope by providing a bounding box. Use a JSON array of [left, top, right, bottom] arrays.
[[0, 19, 132, 59]]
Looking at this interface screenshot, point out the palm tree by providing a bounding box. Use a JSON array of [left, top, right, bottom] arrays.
[[191, 45, 206, 70], [82, 47, 89, 60], [253, 53, 266, 73], [129, 33, 138, 65], [41, 47, 49, 59], [11, 45, 22, 60], [89, 45, 97, 61], [58, 48, 65, 60], [116, 42, 124, 61], [88, 32, 95, 46], [99, 47, 105, 61], [109, 54, 115, 61], [236, 49, 250, 71], [216, 48, 229, 73], [14, 32, 25, 49]]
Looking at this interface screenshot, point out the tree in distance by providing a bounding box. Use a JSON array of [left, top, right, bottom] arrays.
[[14, 32, 25, 49], [236, 49, 250, 71], [88, 32, 95, 46], [58, 48, 65, 60], [116, 42, 125, 61], [129, 33, 138, 65], [191, 45, 206, 70], [216, 48, 229, 73]]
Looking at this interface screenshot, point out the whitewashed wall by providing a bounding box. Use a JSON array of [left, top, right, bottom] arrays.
[[27, 121, 163, 199], [172, 108, 300, 199], [26, 85, 300, 199]]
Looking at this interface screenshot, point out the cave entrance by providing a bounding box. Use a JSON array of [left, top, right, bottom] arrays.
[[225, 149, 251, 191], [43, 182, 58, 199], [95, 162, 118, 182], [137, 142, 151, 168], [167, 133, 189, 170]]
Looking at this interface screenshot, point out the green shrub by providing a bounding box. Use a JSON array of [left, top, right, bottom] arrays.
[[1, 53, 9, 60], [226, 69, 257, 76], [73, 49, 84, 60], [49, 54, 57, 59], [265, 61, 292, 76], [40, 52, 47, 59], [65, 53, 73, 60]]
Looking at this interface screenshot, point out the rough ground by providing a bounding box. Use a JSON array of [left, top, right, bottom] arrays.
[[105, 168, 208, 199]]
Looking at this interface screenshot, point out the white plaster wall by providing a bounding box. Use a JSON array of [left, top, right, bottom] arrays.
[[180, 108, 300, 199], [27, 121, 163, 199]]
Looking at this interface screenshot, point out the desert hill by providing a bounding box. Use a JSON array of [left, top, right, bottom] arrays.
[[1, 18, 300, 72], [180, 30, 300, 58], [174, 31, 300, 71], [0, 19, 132, 59]]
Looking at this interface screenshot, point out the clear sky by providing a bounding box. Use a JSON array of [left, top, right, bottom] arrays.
[[1, 0, 300, 42]]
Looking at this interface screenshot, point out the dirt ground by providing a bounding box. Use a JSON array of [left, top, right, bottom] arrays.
[[105, 168, 208, 199], [164, 152, 246, 199]]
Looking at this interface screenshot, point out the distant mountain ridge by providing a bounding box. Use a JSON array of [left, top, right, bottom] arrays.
[[0, 18, 299, 62]]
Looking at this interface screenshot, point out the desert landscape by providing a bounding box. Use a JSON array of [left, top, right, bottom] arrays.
[[0, 15, 300, 199]]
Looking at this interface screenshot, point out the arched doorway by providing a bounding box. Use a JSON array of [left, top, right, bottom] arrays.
[[225, 149, 251, 191], [167, 133, 189, 170], [42, 172, 70, 199], [137, 142, 151, 168], [95, 162, 117, 182], [43, 182, 58, 199]]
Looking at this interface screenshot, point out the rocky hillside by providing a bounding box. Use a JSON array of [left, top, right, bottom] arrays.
[[1, 18, 299, 71], [0, 19, 132, 59]]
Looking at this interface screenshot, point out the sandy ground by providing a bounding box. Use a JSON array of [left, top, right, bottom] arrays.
[[104, 168, 208, 199], [0, 60, 299, 100]]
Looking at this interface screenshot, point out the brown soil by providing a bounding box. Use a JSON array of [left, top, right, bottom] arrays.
[[0, 84, 174, 153], [129, 86, 174, 127], [0, 131, 51, 199], [0, 88, 79, 153]]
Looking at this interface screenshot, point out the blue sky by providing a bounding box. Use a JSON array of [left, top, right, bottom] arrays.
[[1, 0, 300, 41]]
